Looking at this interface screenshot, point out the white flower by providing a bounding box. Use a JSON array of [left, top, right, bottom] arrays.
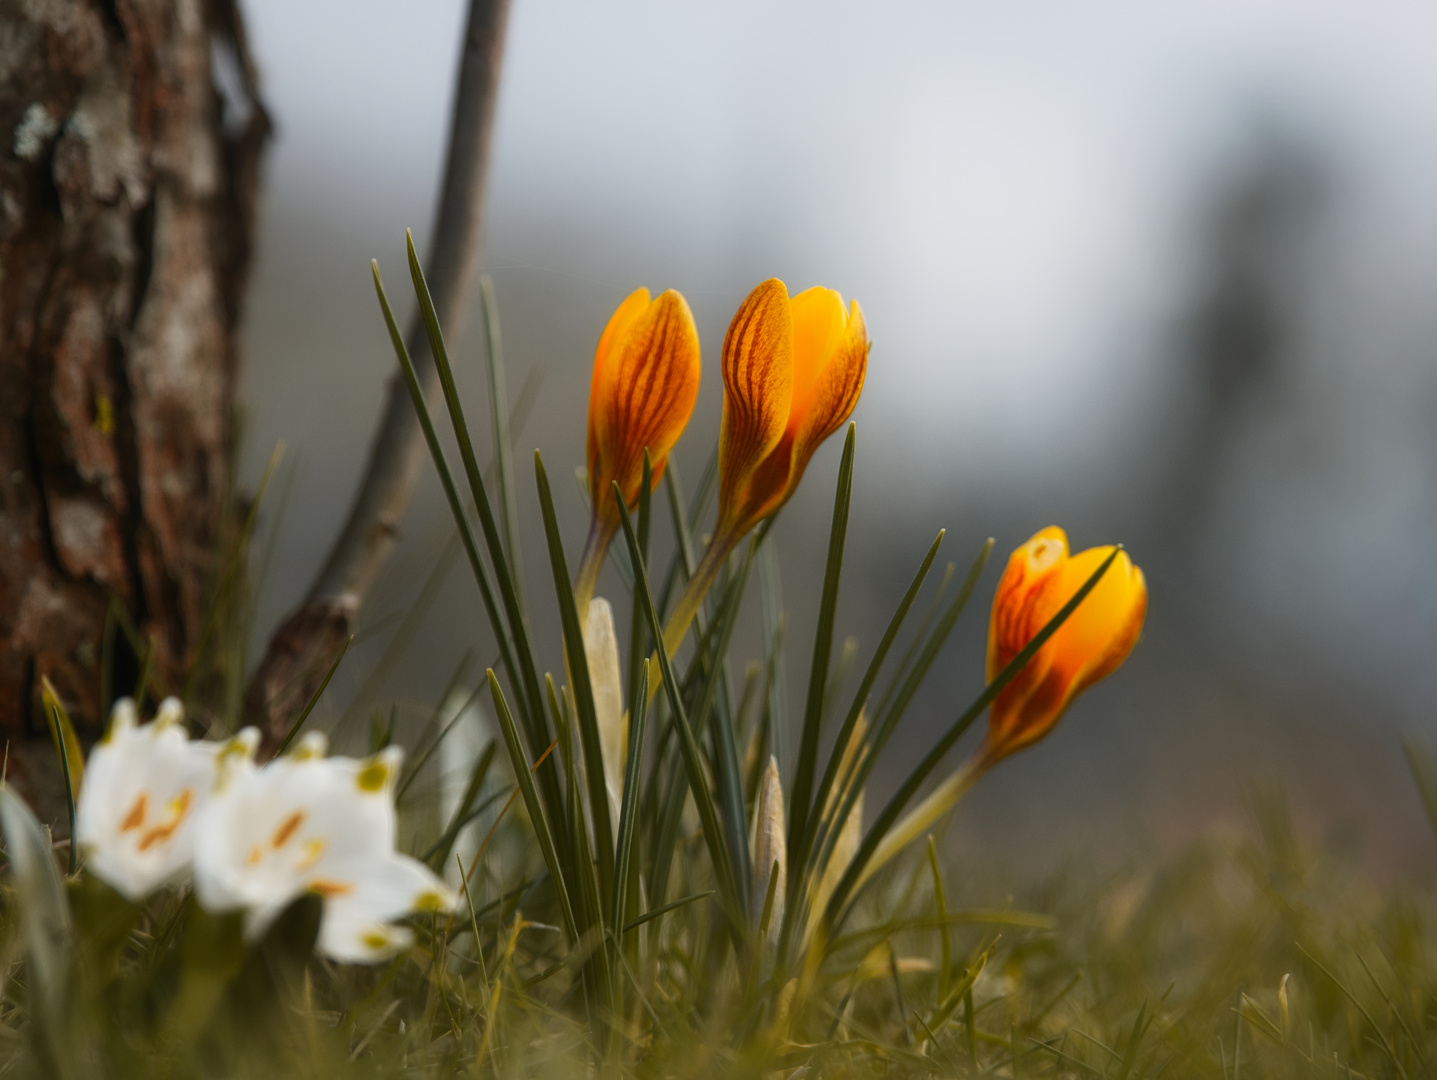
[[191, 733, 458, 963], [582, 597, 627, 830], [751, 756, 787, 940], [75, 697, 257, 903]]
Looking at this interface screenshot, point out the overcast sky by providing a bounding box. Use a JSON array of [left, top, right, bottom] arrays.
[[242, 0, 1437, 465]]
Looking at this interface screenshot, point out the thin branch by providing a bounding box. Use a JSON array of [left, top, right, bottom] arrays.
[[244, 0, 512, 754]]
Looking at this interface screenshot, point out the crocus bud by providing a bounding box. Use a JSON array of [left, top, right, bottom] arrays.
[[660, 279, 868, 659], [752, 756, 787, 940], [855, 531, 1146, 897], [577, 288, 701, 610], [717, 279, 868, 548], [582, 596, 627, 830], [982, 527, 1147, 766]]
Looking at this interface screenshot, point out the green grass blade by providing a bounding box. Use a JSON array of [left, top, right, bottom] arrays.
[[426, 740, 498, 870], [799, 528, 945, 883], [404, 235, 550, 775], [679, 539, 760, 910], [534, 451, 616, 899], [376, 257, 566, 840], [612, 664, 649, 942], [758, 538, 787, 773], [627, 452, 653, 707], [870, 546, 991, 762], [623, 890, 716, 934], [51, 705, 77, 875], [788, 423, 857, 861], [929, 836, 953, 1002], [825, 546, 1124, 930], [552, 673, 614, 1016], [274, 633, 352, 757], [479, 274, 524, 614], [396, 680, 483, 803], [371, 261, 521, 737], [647, 753, 688, 909], [1402, 737, 1437, 838], [655, 455, 716, 620], [658, 457, 753, 907], [810, 542, 991, 882], [873, 559, 957, 721], [486, 670, 577, 942], [613, 483, 742, 929], [334, 530, 463, 742]]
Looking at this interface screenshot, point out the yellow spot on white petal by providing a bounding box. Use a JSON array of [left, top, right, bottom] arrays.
[[362, 930, 394, 951], [271, 811, 305, 849], [297, 838, 326, 872], [414, 890, 450, 913], [356, 759, 390, 793], [247, 846, 264, 866]]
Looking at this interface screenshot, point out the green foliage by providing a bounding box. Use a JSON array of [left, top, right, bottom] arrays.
[[4, 249, 1429, 1078]]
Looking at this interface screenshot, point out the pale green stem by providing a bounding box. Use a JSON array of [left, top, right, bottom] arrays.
[[853, 752, 990, 897], [644, 529, 737, 703], [574, 515, 615, 617]]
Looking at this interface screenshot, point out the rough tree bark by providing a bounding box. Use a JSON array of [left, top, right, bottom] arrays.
[[0, 0, 267, 824]]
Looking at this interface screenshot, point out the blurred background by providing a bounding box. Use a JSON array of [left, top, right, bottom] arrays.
[[236, 0, 1437, 876]]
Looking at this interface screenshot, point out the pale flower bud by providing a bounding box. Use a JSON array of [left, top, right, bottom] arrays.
[[752, 756, 787, 940], [583, 597, 627, 831]]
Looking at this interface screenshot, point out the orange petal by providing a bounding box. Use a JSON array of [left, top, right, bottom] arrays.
[[587, 288, 652, 487], [1048, 545, 1147, 694], [588, 289, 701, 516], [788, 287, 851, 431], [717, 279, 793, 531], [984, 528, 1146, 760], [787, 295, 868, 500]]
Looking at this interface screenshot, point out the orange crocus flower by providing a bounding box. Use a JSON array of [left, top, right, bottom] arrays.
[[980, 527, 1147, 766], [658, 278, 868, 658], [576, 287, 701, 611], [852, 528, 1146, 892]]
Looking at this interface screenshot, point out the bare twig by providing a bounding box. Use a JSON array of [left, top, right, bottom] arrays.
[[245, 0, 512, 755]]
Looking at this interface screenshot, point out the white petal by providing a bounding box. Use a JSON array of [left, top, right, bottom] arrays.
[[154, 697, 185, 729], [77, 720, 224, 902], [319, 853, 457, 925], [317, 913, 415, 964], [310, 854, 455, 964], [192, 749, 410, 923], [291, 730, 328, 760], [105, 698, 138, 739]]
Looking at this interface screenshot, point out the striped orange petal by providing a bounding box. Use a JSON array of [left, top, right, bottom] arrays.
[[716, 278, 793, 537], [982, 527, 1147, 764], [717, 281, 868, 540], [587, 287, 701, 524]]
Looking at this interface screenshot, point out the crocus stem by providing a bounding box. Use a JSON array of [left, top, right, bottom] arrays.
[[574, 516, 615, 616], [644, 531, 736, 702], [854, 752, 988, 897]]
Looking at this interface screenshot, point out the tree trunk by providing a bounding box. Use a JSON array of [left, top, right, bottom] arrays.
[[0, 0, 267, 826]]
